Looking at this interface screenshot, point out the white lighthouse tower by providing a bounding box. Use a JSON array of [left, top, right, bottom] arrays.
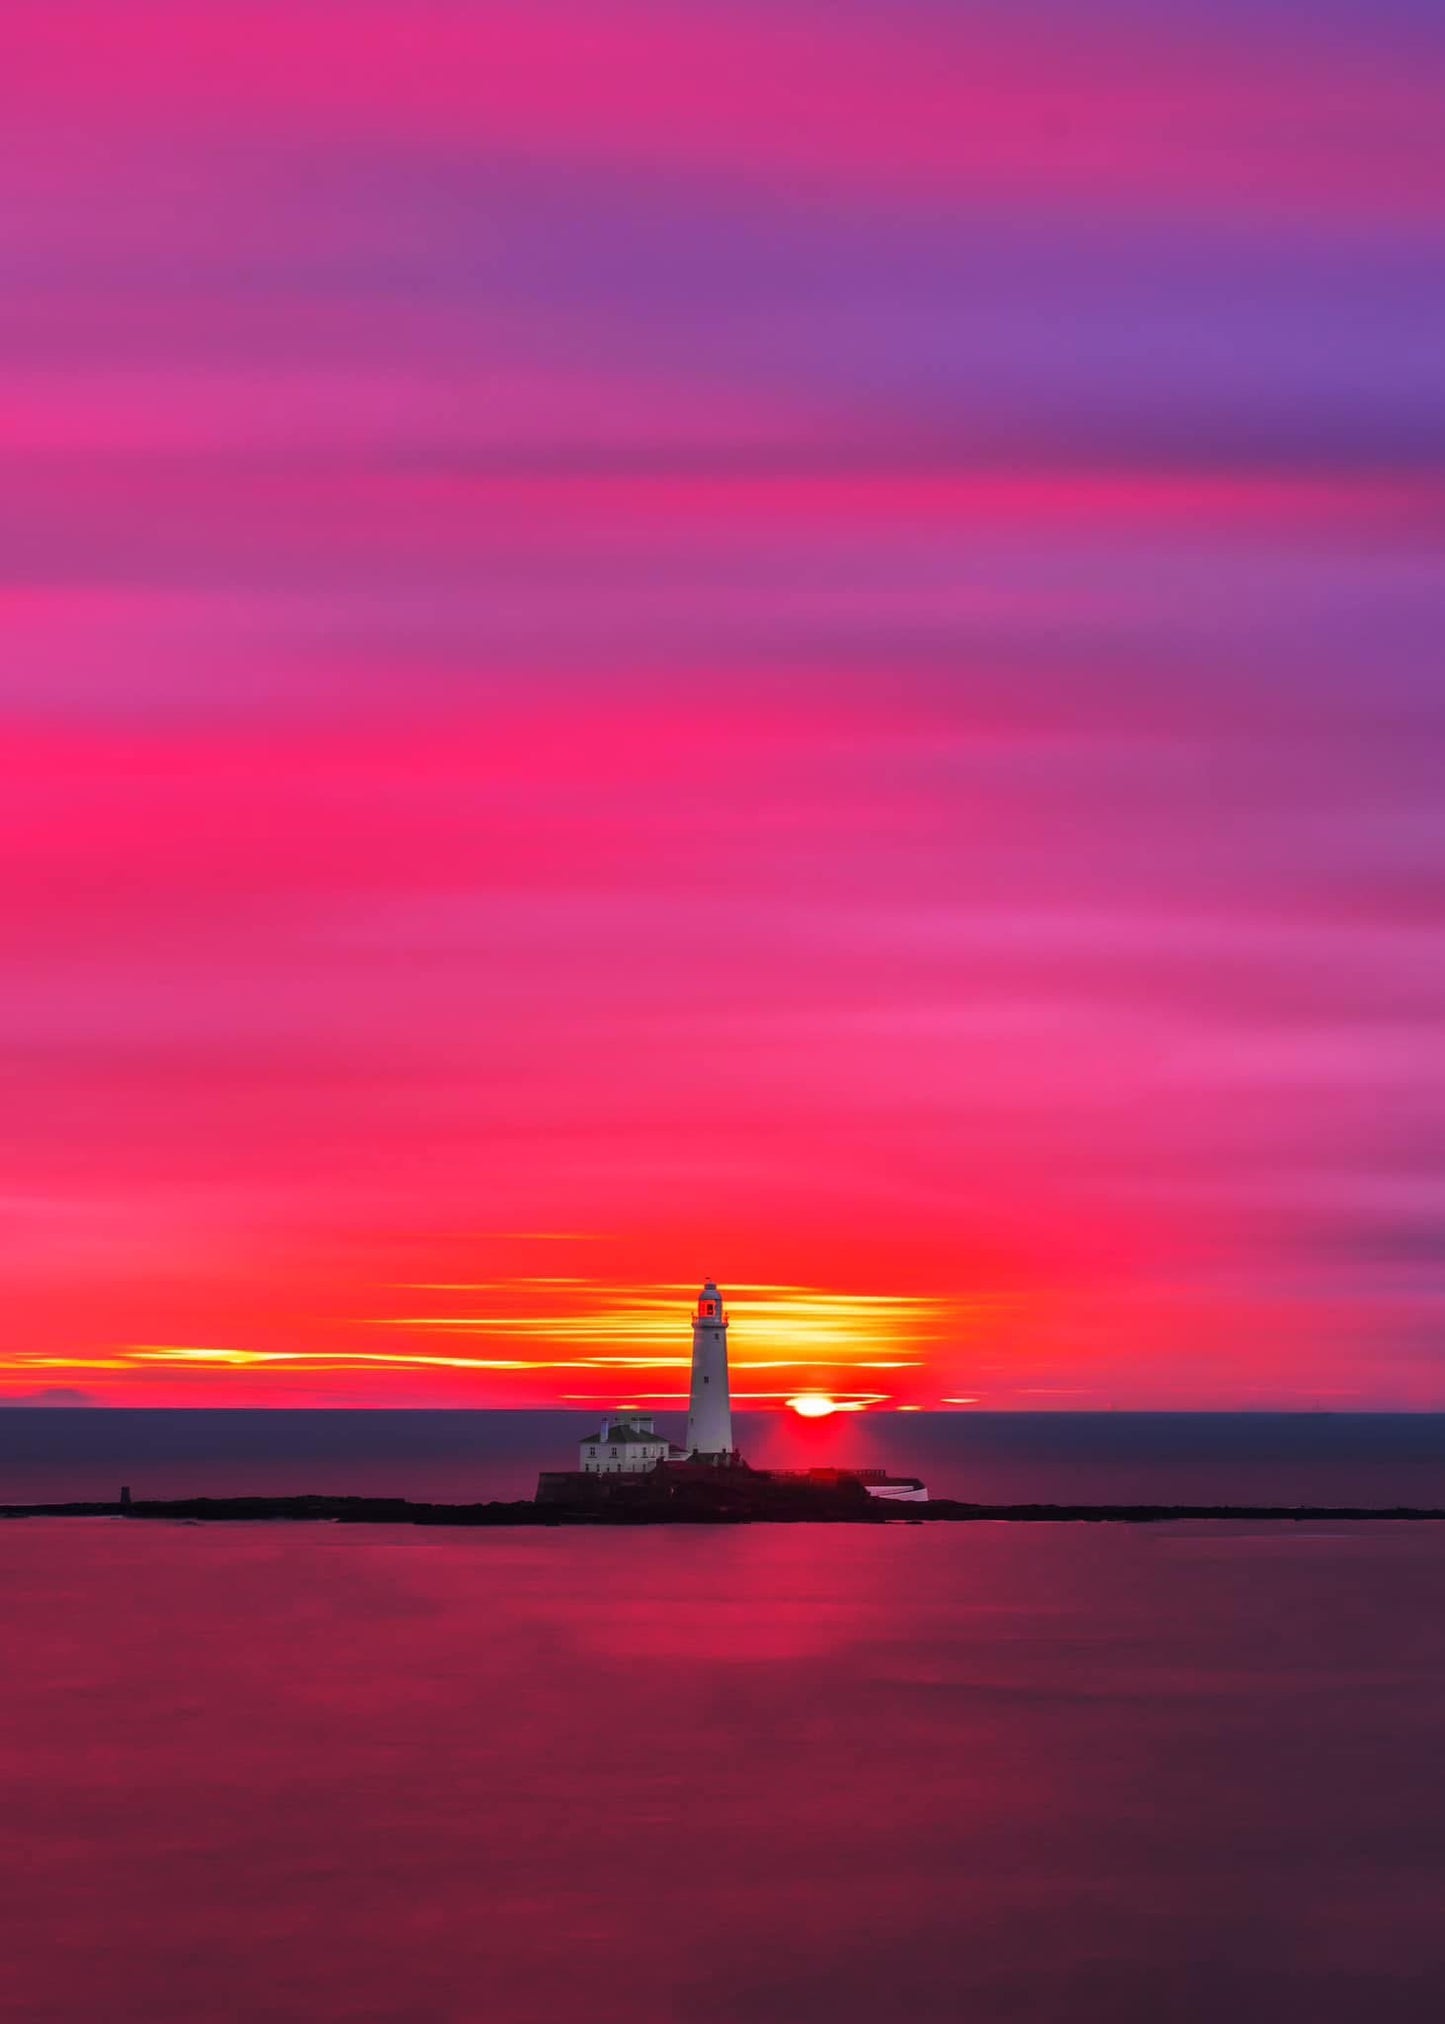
[[685, 1280, 734, 1461]]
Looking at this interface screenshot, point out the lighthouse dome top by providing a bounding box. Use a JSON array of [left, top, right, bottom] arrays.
[[696, 1281, 725, 1320]]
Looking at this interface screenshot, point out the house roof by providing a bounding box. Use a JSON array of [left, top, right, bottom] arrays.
[[580, 1431, 687, 1456]]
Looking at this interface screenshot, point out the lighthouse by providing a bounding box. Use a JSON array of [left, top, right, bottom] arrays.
[[685, 1280, 734, 1460]]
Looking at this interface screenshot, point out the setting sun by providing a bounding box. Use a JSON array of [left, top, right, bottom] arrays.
[[788, 1393, 841, 1418]]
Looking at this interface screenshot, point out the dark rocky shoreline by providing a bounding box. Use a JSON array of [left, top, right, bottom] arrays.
[[4, 1493, 1445, 1526]]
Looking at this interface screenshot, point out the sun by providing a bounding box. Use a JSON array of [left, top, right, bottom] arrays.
[[787, 1392, 841, 1419]]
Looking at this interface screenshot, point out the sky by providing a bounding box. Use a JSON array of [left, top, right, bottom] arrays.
[[3, 0, 1443, 1410]]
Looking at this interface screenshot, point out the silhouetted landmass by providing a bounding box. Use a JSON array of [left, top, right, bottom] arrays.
[[3, 1493, 1445, 1526]]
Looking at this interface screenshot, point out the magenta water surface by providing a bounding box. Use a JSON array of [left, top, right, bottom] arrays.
[[4, 1520, 1444, 2022]]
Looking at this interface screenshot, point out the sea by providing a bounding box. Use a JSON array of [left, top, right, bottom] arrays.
[[7, 1406, 1445, 1507], [3, 1412, 1445, 2022]]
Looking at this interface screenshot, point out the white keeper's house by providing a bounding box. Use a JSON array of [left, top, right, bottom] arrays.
[[579, 1412, 686, 1475]]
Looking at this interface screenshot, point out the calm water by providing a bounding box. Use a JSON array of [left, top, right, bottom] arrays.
[[6, 1409, 1445, 1505], [3, 1519, 1444, 2022]]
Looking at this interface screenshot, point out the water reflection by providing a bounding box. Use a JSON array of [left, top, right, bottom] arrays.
[[3, 1522, 1444, 2021]]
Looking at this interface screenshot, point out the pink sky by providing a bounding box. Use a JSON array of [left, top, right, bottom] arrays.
[[3, 0, 1443, 1407]]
